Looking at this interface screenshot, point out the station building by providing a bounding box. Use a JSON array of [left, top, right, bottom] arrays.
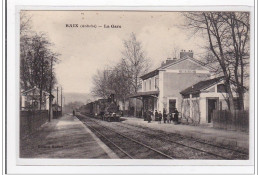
[[130, 50, 248, 124]]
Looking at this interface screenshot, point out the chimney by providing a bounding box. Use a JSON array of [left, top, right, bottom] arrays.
[[161, 57, 177, 67], [180, 49, 193, 59], [161, 61, 165, 67], [165, 57, 174, 65]]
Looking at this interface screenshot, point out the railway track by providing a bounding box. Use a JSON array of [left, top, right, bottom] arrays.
[[111, 122, 249, 160], [122, 122, 248, 154], [78, 116, 174, 159], [77, 114, 248, 159]]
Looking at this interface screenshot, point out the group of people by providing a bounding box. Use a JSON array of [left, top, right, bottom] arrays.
[[145, 108, 179, 124]]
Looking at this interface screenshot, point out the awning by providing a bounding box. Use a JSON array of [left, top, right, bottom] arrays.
[[128, 91, 159, 98]]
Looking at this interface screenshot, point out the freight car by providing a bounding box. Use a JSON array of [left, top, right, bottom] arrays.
[[79, 102, 94, 116]]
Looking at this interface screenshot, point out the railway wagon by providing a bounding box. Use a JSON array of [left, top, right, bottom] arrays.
[[78, 103, 92, 116], [92, 99, 107, 118], [80, 95, 121, 121]]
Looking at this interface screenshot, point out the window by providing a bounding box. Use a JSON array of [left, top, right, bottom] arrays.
[[155, 77, 159, 89], [149, 79, 152, 90], [217, 84, 227, 93], [151, 77, 154, 90]]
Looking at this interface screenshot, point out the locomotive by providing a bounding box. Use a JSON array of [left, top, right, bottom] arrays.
[[79, 93, 121, 122]]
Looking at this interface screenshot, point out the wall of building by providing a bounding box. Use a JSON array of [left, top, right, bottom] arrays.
[[200, 91, 229, 123], [158, 70, 164, 112], [244, 91, 250, 110], [142, 75, 159, 92], [167, 59, 209, 71], [162, 72, 210, 112]]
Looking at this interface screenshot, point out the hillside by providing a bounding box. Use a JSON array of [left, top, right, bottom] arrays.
[[63, 92, 95, 105]]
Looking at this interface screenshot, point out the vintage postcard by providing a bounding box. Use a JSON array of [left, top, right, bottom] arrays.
[[16, 8, 254, 171], [19, 9, 251, 161]]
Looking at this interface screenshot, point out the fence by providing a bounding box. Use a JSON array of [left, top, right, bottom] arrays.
[[212, 110, 249, 132], [53, 111, 62, 119], [20, 110, 49, 138]]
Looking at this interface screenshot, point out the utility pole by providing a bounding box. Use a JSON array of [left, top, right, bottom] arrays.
[[61, 87, 63, 116], [49, 56, 54, 122], [57, 87, 59, 106], [63, 97, 65, 114]]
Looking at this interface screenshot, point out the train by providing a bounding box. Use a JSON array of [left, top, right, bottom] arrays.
[[79, 94, 122, 122]]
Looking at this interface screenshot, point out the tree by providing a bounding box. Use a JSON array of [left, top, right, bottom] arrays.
[[183, 12, 250, 112], [20, 11, 60, 111], [221, 12, 250, 110], [121, 33, 150, 115], [91, 68, 113, 99], [109, 61, 132, 110], [91, 33, 150, 115], [91, 61, 132, 110], [121, 33, 150, 93]]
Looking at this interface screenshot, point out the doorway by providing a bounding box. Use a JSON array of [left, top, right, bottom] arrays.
[[207, 98, 219, 123], [168, 99, 176, 114]]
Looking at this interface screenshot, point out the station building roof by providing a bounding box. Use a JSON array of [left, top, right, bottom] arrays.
[[128, 90, 159, 98], [140, 55, 214, 80], [180, 76, 225, 96]]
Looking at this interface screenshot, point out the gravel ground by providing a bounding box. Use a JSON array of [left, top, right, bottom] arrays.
[[78, 114, 248, 160], [83, 119, 173, 159]]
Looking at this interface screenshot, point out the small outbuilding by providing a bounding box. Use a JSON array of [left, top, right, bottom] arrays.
[[21, 87, 50, 111], [180, 76, 231, 124]]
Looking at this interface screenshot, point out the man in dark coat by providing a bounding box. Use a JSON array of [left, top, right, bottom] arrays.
[[158, 111, 162, 124], [143, 111, 147, 121], [163, 108, 167, 123], [147, 110, 152, 123], [73, 110, 75, 116], [173, 108, 179, 124], [155, 110, 159, 121]]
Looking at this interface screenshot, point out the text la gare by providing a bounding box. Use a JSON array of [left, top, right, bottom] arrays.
[[104, 24, 121, 28]]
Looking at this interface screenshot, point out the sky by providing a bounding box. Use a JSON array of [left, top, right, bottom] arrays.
[[25, 11, 207, 94]]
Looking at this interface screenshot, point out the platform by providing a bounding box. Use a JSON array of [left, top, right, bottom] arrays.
[[20, 114, 118, 159]]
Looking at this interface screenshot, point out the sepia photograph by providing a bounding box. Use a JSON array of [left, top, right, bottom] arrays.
[[19, 10, 251, 161]]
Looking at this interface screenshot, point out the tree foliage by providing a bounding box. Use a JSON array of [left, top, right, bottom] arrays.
[[121, 33, 150, 93], [183, 12, 250, 111], [91, 33, 150, 110], [20, 11, 60, 109]]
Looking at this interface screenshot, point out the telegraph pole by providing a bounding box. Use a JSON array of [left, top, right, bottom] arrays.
[[49, 56, 54, 122], [57, 87, 59, 106], [63, 97, 65, 114], [61, 87, 63, 115]]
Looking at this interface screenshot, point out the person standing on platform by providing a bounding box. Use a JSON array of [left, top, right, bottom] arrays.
[[170, 112, 174, 123], [163, 108, 167, 123], [143, 111, 147, 121], [173, 108, 179, 124], [73, 110, 75, 116], [147, 110, 152, 123], [158, 111, 162, 124], [155, 110, 159, 121], [167, 112, 171, 123]]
